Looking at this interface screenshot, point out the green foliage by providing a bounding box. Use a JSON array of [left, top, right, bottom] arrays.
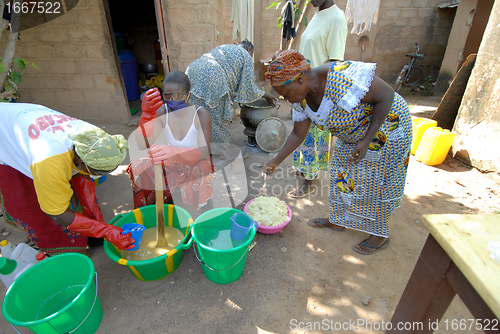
[[266, 0, 309, 29], [1, 57, 36, 102]]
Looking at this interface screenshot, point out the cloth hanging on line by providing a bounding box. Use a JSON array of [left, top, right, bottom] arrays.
[[345, 0, 380, 34], [231, 0, 254, 42], [281, 0, 296, 41]]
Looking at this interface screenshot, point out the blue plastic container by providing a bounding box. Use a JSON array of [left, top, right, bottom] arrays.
[[119, 51, 139, 101], [230, 212, 258, 241], [121, 223, 146, 251]]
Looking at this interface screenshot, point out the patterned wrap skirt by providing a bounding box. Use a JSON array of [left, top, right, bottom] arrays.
[[0, 165, 88, 255], [329, 94, 412, 238]]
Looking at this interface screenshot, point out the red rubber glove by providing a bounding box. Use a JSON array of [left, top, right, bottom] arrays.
[[148, 145, 201, 166], [68, 213, 135, 250], [139, 88, 163, 137], [70, 176, 104, 222]]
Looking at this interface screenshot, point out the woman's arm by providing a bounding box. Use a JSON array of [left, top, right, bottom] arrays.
[[196, 107, 212, 160], [47, 209, 75, 227], [263, 118, 312, 176], [135, 109, 166, 150], [347, 76, 394, 164]]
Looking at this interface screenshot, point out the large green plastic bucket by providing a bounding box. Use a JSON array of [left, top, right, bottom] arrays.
[[2, 253, 102, 334], [104, 204, 193, 281], [191, 208, 257, 285]]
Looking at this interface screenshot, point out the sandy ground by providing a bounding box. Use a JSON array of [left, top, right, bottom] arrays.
[[1, 92, 499, 334]]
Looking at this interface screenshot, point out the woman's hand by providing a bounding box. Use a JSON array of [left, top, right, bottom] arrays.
[[347, 140, 370, 164], [263, 92, 278, 107], [148, 145, 201, 166], [262, 157, 280, 178]]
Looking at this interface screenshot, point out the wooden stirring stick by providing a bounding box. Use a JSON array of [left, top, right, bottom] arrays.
[[140, 126, 168, 248]]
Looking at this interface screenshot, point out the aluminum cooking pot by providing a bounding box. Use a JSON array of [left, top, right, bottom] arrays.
[[240, 98, 281, 128]]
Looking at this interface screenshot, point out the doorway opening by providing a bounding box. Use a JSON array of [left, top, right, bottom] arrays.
[[106, 0, 164, 110]]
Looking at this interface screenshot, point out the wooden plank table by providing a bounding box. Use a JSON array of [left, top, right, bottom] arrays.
[[386, 214, 500, 333]]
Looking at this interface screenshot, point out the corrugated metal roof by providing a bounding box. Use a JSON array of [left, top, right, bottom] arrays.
[[437, 0, 459, 8]]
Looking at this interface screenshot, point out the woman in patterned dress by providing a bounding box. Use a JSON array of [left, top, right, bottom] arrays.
[[186, 41, 277, 154], [263, 50, 412, 255]]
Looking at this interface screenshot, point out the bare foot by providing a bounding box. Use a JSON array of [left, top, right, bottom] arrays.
[[353, 235, 390, 255]]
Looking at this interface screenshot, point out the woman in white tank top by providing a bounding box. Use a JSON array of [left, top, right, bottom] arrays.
[[127, 71, 214, 216]]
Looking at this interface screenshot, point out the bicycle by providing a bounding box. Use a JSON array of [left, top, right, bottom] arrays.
[[394, 42, 426, 93]]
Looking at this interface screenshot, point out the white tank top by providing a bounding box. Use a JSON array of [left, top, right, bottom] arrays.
[[164, 106, 201, 148]]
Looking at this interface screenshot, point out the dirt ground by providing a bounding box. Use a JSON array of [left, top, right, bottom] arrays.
[[1, 92, 499, 334]]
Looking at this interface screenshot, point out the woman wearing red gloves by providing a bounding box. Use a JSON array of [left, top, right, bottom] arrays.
[[0, 103, 135, 255], [127, 71, 214, 217]]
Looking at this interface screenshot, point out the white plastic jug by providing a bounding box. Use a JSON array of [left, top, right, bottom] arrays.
[[0, 240, 15, 259], [14, 252, 47, 281], [10, 243, 39, 268]]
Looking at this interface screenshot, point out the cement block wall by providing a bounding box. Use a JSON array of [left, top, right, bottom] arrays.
[[162, 0, 223, 71], [220, 0, 455, 84], [0, 0, 130, 123]]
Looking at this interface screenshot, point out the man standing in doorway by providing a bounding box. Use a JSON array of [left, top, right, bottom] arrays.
[[288, 0, 347, 199]]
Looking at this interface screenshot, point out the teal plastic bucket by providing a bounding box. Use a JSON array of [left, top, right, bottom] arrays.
[[191, 208, 256, 285], [2, 253, 102, 334]]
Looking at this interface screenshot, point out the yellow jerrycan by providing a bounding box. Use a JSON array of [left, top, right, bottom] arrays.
[[415, 127, 456, 166], [411, 117, 438, 154]]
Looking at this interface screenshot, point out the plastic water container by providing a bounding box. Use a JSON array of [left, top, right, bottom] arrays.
[[415, 127, 456, 166], [119, 51, 140, 101], [14, 252, 47, 281], [10, 243, 39, 267], [1, 240, 15, 258], [411, 118, 438, 154]]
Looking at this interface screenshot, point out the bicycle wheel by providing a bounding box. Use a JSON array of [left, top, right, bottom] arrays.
[[394, 66, 408, 93], [404, 66, 423, 88]]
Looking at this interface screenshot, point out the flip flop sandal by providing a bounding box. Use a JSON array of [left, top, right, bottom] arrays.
[[289, 169, 304, 177], [287, 187, 314, 198], [352, 238, 391, 255], [307, 218, 345, 231]]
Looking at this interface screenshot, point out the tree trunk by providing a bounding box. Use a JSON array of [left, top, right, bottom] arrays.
[[0, 0, 21, 96]]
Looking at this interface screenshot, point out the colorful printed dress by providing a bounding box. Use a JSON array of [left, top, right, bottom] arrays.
[[292, 61, 412, 237], [292, 117, 330, 180], [186, 44, 264, 153]]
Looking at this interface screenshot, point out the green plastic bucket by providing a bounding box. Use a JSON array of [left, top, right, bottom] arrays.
[[104, 204, 193, 281], [2, 253, 102, 334], [191, 208, 257, 285]]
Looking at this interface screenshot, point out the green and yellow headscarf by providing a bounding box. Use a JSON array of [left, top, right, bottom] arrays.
[[69, 127, 128, 171]]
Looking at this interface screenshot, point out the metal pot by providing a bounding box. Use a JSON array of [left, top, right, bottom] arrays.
[[140, 63, 158, 74], [240, 98, 280, 128]]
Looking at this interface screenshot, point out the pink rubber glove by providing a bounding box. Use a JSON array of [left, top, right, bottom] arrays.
[[70, 176, 104, 222], [148, 145, 201, 166], [139, 88, 163, 137], [68, 213, 135, 250]]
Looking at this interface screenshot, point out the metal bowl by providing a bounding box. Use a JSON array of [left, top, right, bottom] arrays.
[[140, 63, 158, 74]]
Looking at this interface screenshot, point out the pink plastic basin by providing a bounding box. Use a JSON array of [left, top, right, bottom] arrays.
[[243, 198, 292, 234]]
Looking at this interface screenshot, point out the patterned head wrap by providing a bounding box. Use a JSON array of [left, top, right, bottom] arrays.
[[70, 127, 129, 171], [265, 49, 311, 86]]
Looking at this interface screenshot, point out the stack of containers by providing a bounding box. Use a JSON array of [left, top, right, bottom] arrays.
[[411, 118, 438, 154], [0, 241, 46, 289], [411, 117, 456, 166]]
